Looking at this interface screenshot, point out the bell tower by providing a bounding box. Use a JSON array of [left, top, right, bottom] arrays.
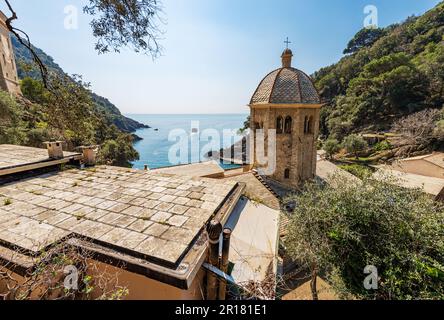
[[249, 45, 322, 189]]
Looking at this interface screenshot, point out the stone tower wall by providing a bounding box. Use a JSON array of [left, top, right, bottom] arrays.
[[0, 11, 21, 95], [251, 106, 320, 188]]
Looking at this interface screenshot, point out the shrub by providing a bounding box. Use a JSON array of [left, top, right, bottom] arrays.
[[0, 242, 128, 300], [0, 91, 27, 145], [323, 139, 341, 159], [342, 134, 368, 159], [98, 134, 139, 167], [339, 164, 372, 179], [373, 140, 392, 152], [284, 174, 444, 300]]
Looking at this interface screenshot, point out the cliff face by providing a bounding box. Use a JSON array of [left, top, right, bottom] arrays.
[[11, 36, 149, 133]]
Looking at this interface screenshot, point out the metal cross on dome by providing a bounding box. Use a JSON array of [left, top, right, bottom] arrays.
[[284, 37, 291, 49]]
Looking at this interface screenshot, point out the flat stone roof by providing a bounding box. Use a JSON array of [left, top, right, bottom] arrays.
[[0, 144, 82, 176], [221, 173, 280, 210], [372, 167, 444, 197], [316, 160, 361, 187], [0, 166, 237, 269], [150, 161, 224, 178], [400, 152, 444, 169]]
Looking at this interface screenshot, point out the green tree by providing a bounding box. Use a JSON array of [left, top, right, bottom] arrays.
[[323, 138, 340, 159], [20, 77, 48, 104], [0, 90, 26, 144], [343, 28, 386, 55], [3, 0, 165, 85], [342, 134, 368, 159], [238, 115, 250, 134], [284, 174, 444, 300], [16, 73, 140, 166], [338, 164, 372, 179], [98, 134, 140, 167], [416, 42, 444, 107], [84, 0, 164, 55], [314, 2, 444, 140]]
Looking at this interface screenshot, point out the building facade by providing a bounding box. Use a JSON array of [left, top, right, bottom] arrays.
[[0, 11, 21, 95], [249, 48, 322, 188]]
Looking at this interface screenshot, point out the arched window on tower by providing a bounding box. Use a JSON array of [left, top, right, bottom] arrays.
[[284, 116, 292, 134], [284, 168, 290, 179], [304, 116, 313, 134], [276, 116, 283, 134], [308, 116, 314, 134]]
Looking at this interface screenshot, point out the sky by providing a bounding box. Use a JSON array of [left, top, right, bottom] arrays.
[[1, 0, 442, 114]]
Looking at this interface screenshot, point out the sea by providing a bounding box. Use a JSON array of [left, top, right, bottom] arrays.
[[126, 114, 248, 170]]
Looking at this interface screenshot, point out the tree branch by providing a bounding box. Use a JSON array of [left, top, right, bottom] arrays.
[[3, 0, 49, 88]]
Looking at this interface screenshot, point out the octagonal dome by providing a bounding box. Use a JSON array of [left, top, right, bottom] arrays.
[[250, 49, 321, 105]]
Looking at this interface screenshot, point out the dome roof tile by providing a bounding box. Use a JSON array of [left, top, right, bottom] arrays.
[[250, 67, 320, 105]]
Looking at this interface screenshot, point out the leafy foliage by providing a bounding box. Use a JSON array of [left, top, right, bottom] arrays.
[[342, 134, 368, 158], [314, 2, 444, 142], [284, 174, 444, 300], [338, 164, 372, 179], [84, 0, 164, 56], [98, 135, 140, 167], [0, 71, 140, 166], [12, 36, 147, 133], [343, 28, 386, 55], [322, 138, 340, 159], [0, 91, 26, 144], [238, 115, 250, 134], [3, 33, 146, 166], [373, 140, 392, 152]]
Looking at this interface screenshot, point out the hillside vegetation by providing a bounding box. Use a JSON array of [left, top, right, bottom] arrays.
[[12, 36, 148, 133], [314, 1, 444, 153], [0, 37, 144, 167]]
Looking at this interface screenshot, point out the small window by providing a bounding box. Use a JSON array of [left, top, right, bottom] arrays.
[[309, 116, 314, 134], [276, 116, 283, 134], [304, 116, 313, 134], [284, 169, 290, 179], [284, 116, 292, 134]]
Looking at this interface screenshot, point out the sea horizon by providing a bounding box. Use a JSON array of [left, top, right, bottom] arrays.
[[127, 114, 248, 170], [125, 113, 249, 116]]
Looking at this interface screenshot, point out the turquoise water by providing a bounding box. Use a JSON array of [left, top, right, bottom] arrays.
[[127, 114, 248, 170]]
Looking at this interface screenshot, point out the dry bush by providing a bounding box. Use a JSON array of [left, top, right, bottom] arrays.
[[231, 261, 279, 300], [0, 240, 128, 300], [392, 108, 443, 147]]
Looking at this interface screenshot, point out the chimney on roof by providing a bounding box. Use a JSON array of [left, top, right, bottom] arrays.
[[44, 141, 64, 159], [80, 145, 97, 166]]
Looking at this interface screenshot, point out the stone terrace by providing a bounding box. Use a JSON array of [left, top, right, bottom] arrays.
[[0, 166, 237, 268]]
